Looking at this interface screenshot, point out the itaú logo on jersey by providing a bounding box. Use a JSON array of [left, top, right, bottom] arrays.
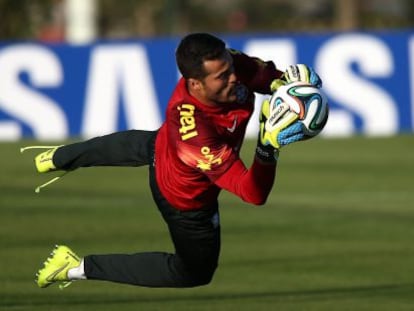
[[178, 104, 198, 141], [196, 146, 222, 171]]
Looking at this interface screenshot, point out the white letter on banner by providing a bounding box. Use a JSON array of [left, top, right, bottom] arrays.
[[243, 39, 297, 138], [0, 44, 67, 140], [316, 34, 397, 136], [82, 45, 161, 138]]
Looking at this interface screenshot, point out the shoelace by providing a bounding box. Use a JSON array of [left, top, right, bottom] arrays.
[[59, 281, 73, 290], [20, 145, 68, 193]]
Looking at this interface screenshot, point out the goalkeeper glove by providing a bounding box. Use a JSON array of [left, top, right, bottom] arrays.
[[270, 64, 322, 92], [283, 64, 322, 88], [256, 99, 299, 162], [276, 121, 305, 147]]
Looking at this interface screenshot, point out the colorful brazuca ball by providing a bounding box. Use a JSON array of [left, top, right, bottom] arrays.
[[273, 81, 329, 137]]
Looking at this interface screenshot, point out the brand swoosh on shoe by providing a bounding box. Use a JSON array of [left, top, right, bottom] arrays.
[[46, 262, 70, 282]]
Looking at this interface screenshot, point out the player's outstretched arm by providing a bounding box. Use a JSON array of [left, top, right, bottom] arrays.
[[216, 73, 328, 205], [215, 99, 301, 205]]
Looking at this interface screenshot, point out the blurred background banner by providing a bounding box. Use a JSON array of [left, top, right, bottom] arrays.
[[0, 30, 413, 141], [0, 0, 413, 141]]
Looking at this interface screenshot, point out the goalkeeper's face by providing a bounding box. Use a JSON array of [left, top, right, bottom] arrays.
[[193, 51, 238, 106]]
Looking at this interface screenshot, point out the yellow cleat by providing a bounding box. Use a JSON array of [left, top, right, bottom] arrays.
[[36, 245, 80, 289], [34, 147, 59, 173], [20, 145, 67, 193]]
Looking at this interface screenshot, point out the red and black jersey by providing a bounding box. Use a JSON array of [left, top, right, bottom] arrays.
[[154, 50, 283, 211]]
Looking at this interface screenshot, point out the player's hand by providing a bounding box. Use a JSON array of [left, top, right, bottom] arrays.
[[276, 121, 305, 147], [283, 64, 322, 88], [270, 64, 322, 92], [256, 99, 299, 162], [260, 97, 302, 148]]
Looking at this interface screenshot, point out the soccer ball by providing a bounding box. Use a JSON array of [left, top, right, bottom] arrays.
[[270, 81, 329, 137]]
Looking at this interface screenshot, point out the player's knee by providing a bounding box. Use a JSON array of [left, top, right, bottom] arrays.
[[186, 269, 215, 287], [184, 263, 217, 287]]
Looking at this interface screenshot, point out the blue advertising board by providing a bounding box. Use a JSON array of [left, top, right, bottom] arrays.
[[0, 30, 413, 140]]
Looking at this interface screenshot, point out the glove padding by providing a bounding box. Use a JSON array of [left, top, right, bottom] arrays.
[[261, 96, 305, 147], [276, 121, 304, 147], [270, 64, 322, 92], [256, 99, 302, 162], [284, 64, 322, 88]]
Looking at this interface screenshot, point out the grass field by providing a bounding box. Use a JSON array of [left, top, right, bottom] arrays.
[[1, 135, 414, 311]]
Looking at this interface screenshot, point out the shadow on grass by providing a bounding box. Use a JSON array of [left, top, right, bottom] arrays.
[[3, 282, 414, 308]]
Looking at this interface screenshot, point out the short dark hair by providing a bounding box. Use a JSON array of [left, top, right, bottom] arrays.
[[175, 33, 226, 80]]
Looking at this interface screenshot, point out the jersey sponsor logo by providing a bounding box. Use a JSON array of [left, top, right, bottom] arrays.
[[227, 116, 238, 133], [45, 262, 70, 282], [177, 104, 198, 141], [196, 146, 223, 171]]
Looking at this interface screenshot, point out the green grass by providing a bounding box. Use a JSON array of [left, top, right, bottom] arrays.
[[1, 135, 414, 310]]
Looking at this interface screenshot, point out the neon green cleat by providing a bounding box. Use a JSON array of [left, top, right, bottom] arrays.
[[20, 145, 67, 193], [36, 245, 80, 289], [34, 147, 59, 173]]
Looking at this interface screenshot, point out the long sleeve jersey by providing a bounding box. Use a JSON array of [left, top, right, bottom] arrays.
[[51, 50, 283, 211], [154, 50, 283, 210]]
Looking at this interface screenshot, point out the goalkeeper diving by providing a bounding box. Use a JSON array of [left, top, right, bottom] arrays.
[[23, 33, 327, 289]]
